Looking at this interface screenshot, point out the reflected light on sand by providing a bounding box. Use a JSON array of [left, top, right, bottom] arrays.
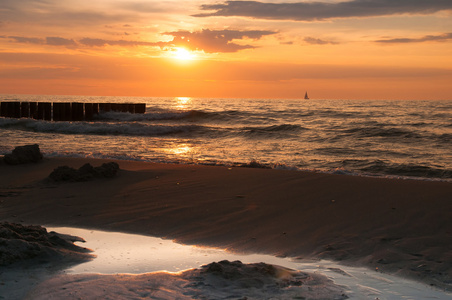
[[47, 227, 451, 299], [46, 227, 452, 299]]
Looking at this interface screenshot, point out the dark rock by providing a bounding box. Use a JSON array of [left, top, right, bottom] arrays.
[[48, 162, 120, 182], [49, 166, 78, 181], [78, 163, 95, 175], [95, 162, 119, 178], [3, 144, 43, 165], [0, 222, 92, 266]]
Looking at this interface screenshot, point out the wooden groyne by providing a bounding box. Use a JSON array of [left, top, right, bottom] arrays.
[[0, 102, 146, 121]]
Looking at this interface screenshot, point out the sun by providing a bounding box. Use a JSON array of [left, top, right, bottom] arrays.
[[173, 47, 195, 61]]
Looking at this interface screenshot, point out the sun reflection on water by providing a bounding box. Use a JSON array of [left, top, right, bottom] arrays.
[[174, 97, 192, 109], [168, 144, 193, 156]]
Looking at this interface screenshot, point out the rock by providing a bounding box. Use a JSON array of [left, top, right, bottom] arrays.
[[94, 162, 119, 178], [181, 260, 349, 299], [0, 222, 92, 266], [48, 162, 119, 182], [3, 144, 43, 165], [48, 166, 79, 181]]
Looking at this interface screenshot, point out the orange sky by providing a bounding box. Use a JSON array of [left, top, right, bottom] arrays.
[[0, 0, 451, 100]]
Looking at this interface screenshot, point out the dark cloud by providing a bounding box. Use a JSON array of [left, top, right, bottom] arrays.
[[194, 0, 452, 21], [163, 29, 277, 53], [304, 37, 337, 45], [7, 36, 44, 44], [2, 29, 277, 53], [4, 36, 77, 47], [46, 37, 77, 46], [375, 32, 452, 43], [79, 29, 277, 53]]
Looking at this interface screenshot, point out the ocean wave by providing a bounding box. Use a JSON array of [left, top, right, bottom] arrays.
[[242, 124, 305, 133], [96, 109, 243, 123], [341, 126, 422, 139], [0, 117, 205, 137], [359, 161, 452, 179]]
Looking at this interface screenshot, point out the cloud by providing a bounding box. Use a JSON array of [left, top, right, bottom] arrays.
[[0, 0, 137, 27], [194, 0, 452, 21], [3, 36, 77, 47], [2, 29, 277, 53], [116, 1, 187, 13], [163, 29, 277, 53], [46, 37, 77, 46], [304, 37, 337, 45], [7, 36, 44, 44], [375, 32, 452, 43]]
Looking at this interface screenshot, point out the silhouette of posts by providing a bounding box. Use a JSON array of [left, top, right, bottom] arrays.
[[37, 102, 45, 119], [0, 102, 5, 117], [53, 103, 64, 121], [63, 103, 71, 121], [43, 102, 52, 120], [20, 102, 30, 118], [0, 102, 8, 117], [99, 103, 111, 112], [127, 104, 135, 114], [71, 102, 84, 121], [13, 102, 21, 118], [135, 103, 146, 114], [30, 102, 38, 119], [85, 103, 94, 120], [1, 101, 145, 120], [93, 103, 99, 116]]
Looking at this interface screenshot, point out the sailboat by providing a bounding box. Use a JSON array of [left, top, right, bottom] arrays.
[[304, 91, 309, 100]]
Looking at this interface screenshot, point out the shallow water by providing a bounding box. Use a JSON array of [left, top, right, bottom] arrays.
[[50, 227, 451, 300]]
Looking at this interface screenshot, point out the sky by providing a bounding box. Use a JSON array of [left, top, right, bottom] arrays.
[[0, 0, 451, 100]]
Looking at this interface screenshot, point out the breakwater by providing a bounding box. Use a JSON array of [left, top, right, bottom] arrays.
[[0, 102, 145, 121]]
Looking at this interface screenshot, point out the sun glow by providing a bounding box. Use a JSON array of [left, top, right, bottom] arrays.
[[173, 47, 195, 61]]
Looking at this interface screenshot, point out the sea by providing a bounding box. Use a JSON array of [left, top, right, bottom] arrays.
[[1, 94, 451, 181]]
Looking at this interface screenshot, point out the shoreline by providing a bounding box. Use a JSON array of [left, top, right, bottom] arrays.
[[5, 151, 452, 183], [1, 156, 451, 291]]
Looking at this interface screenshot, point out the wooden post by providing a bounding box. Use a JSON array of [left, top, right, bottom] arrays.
[[0, 102, 7, 117], [135, 103, 146, 114], [127, 104, 135, 114], [11, 102, 21, 118], [43, 102, 52, 121], [85, 103, 94, 120], [72, 102, 84, 121], [110, 103, 119, 112], [21, 102, 30, 118], [63, 103, 71, 121], [99, 103, 111, 112], [30, 102, 38, 119], [53, 103, 59, 121], [119, 103, 128, 112], [37, 103, 45, 119], [93, 103, 99, 115], [53, 103, 62, 121]]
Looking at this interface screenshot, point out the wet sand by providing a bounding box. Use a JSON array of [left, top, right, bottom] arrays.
[[1, 157, 451, 292]]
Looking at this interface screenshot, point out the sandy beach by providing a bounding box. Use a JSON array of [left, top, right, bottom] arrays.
[[1, 157, 451, 298]]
